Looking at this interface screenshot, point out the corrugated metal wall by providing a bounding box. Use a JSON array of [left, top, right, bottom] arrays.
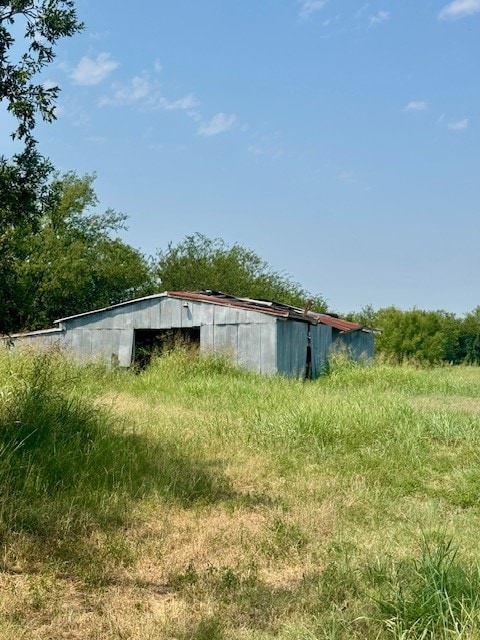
[[311, 324, 332, 377], [276, 320, 308, 377], [331, 329, 374, 361], [59, 297, 280, 372], [5, 296, 370, 377]]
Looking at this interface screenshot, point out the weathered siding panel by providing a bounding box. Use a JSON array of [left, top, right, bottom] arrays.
[[332, 330, 374, 360], [159, 298, 173, 328], [276, 321, 290, 375], [118, 330, 134, 366], [260, 324, 277, 374], [291, 322, 308, 377], [213, 325, 238, 363], [80, 330, 93, 359], [311, 324, 332, 377], [213, 305, 228, 325], [193, 301, 214, 326], [276, 320, 309, 377], [200, 324, 214, 352], [223, 307, 243, 325], [180, 303, 194, 328], [133, 300, 152, 327], [237, 324, 262, 373], [5, 330, 66, 351], [170, 298, 182, 327]]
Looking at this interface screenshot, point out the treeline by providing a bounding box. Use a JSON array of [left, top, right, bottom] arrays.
[[3, 171, 479, 367], [351, 306, 480, 365], [2, 172, 326, 333]]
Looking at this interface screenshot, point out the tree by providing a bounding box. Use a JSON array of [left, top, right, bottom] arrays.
[[457, 307, 480, 364], [0, 1, 83, 224], [155, 233, 327, 311], [16, 172, 156, 330], [374, 307, 460, 364], [1, 1, 83, 333]]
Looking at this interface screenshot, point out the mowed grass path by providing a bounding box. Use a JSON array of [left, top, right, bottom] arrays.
[[1, 349, 480, 638]]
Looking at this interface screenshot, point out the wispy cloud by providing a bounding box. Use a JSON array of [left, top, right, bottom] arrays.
[[99, 73, 198, 112], [369, 10, 390, 27], [152, 94, 198, 111], [337, 169, 372, 192], [404, 100, 428, 112], [247, 133, 283, 159], [448, 118, 469, 130], [197, 113, 237, 136], [439, 0, 480, 20], [355, 3, 370, 19], [70, 52, 118, 86], [298, 0, 327, 19], [100, 75, 149, 106]]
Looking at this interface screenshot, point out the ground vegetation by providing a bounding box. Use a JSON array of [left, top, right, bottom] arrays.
[[2, 347, 480, 638]]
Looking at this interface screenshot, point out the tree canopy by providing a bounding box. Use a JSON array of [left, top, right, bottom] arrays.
[[0, 1, 82, 224], [155, 233, 327, 312], [14, 172, 155, 330], [348, 305, 480, 365], [1, 1, 83, 333]]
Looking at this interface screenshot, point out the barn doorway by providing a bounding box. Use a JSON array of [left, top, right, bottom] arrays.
[[133, 327, 200, 369]]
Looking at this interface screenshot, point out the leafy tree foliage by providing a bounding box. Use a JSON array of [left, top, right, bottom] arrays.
[[1, 1, 83, 332], [155, 233, 327, 311], [0, 0, 82, 222], [457, 307, 480, 364], [374, 307, 459, 364], [15, 172, 155, 330], [350, 305, 480, 365]]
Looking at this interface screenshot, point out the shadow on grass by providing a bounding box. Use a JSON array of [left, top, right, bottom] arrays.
[[0, 352, 232, 574]]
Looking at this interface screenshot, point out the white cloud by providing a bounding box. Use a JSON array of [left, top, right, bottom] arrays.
[[369, 10, 390, 27], [439, 0, 480, 20], [355, 3, 370, 19], [448, 118, 469, 130], [197, 113, 236, 136], [99, 73, 198, 112], [70, 52, 119, 86], [187, 110, 202, 123], [154, 59, 163, 72], [150, 94, 198, 111], [404, 100, 428, 112], [99, 74, 150, 106], [247, 133, 283, 159], [298, 0, 327, 19]]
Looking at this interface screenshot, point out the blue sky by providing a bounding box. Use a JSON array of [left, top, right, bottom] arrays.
[[15, 1, 480, 314]]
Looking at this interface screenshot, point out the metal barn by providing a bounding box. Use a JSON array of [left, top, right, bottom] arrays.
[[5, 291, 374, 378]]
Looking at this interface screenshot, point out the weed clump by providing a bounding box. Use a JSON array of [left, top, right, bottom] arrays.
[[373, 534, 480, 638]]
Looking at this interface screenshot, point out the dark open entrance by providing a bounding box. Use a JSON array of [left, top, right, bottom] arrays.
[[133, 327, 200, 369], [305, 327, 312, 380]]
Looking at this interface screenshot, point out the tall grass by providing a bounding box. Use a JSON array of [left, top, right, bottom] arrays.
[[0, 349, 230, 577], [2, 346, 480, 637], [373, 534, 480, 638]]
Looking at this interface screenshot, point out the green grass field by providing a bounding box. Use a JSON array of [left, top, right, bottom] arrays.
[[1, 347, 480, 639]]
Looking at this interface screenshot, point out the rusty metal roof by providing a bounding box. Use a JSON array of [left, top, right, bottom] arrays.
[[311, 314, 365, 332], [168, 291, 366, 332], [168, 290, 298, 319], [54, 289, 368, 332]]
